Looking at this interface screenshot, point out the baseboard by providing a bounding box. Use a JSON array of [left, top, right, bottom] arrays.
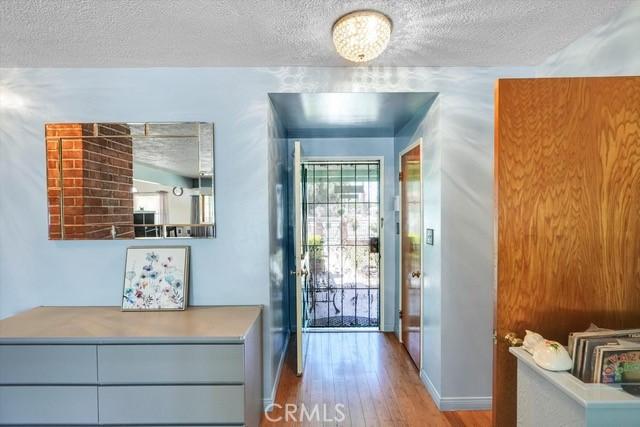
[[263, 331, 290, 411], [419, 370, 492, 411], [420, 369, 443, 409], [439, 396, 492, 411]]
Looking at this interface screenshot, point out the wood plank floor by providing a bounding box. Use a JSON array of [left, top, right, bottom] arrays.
[[261, 332, 491, 427]]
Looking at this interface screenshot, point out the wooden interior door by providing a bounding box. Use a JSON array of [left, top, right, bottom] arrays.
[[494, 77, 640, 426], [401, 143, 422, 368]]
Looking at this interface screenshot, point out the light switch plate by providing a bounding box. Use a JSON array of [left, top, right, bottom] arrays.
[[425, 228, 434, 245]]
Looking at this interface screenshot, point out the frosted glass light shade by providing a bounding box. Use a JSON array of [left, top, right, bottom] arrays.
[[332, 10, 392, 63]]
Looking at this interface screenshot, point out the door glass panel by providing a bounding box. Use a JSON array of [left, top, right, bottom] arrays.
[[327, 164, 341, 203], [342, 204, 357, 244], [355, 164, 369, 203], [342, 245, 356, 289], [355, 204, 370, 244], [305, 165, 315, 204], [313, 164, 328, 203], [341, 164, 356, 202], [368, 164, 380, 203], [327, 204, 341, 245], [369, 204, 380, 238], [369, 253, 380, 287]]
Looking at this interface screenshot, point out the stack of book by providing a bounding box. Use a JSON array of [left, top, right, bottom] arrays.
[[569, 328, 640, 384]]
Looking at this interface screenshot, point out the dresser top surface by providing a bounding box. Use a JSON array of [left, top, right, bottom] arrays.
[[0, 306, 261, 343]]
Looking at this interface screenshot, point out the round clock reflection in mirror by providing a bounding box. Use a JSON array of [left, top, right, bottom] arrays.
[[172, 186, 184, 197]]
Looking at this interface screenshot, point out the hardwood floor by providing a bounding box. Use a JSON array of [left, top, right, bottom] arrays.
[[262, 332, 491, 426]]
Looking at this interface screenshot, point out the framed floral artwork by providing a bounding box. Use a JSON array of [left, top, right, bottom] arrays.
[[122, 246, 190, 311]]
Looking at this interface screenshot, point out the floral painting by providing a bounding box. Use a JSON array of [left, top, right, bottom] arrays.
[[122, 246, 189, 311]]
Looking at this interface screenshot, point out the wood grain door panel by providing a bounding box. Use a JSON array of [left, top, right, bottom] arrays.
[[494, 76, 640, 426], [401, 144, 422, 369]]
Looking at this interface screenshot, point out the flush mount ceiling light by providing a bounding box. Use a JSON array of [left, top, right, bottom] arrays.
[[332, 10, 392, 63]]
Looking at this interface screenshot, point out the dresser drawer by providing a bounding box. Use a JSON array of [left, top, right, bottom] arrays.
[[0, 345, 97, 384], [97, 344, 244, 384], [98, 385, 245, 424], [0, 386, 98, 424]]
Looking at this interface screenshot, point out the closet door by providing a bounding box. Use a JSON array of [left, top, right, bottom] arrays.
[[400, 142, 422, 369], [494, 77, 640, 426]]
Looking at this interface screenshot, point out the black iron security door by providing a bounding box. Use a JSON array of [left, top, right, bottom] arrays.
[[303, 162, 381, 328]]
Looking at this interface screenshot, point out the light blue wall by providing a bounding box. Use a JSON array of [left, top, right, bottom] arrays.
[[266, 97, 289, 405], [287, 137, 396, 332], [390, 68, 506, 406], [0, 67, 277, 398], [0, 65, 535, 408], [395, 96, 444, 398], [134, 162, 194, 188], [397, 93, 494, 407], [537, 2, 640, 76], [0, 67, 275, 317], [439, 82, 497, 403]]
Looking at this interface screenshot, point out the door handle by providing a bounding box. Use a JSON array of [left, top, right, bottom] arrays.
[[503, 332, 523, 347], [411, 271, 421, 278]]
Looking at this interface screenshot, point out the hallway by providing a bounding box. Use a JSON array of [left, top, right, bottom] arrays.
[[262, 333, 491, 426]]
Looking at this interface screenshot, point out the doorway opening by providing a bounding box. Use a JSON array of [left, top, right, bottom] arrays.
[[267, 91, 438, 376], [303, 160, 381, 328]]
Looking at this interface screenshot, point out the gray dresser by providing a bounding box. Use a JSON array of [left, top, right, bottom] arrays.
[[0, 306, 262, 426]]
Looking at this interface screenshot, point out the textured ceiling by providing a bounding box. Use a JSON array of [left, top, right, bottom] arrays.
[[270, 92, 437, 138], [132, 122, 213, 179], [0, 0, 631, 67], [134, 136, 200, 179]]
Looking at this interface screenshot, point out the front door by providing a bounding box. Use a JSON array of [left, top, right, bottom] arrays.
[[303, 161, 382, 328], [293, 141, 310, 376], [400, 142, 422, 368]]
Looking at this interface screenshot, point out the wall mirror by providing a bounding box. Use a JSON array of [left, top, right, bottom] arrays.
[[46, 122, 215, 240]]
